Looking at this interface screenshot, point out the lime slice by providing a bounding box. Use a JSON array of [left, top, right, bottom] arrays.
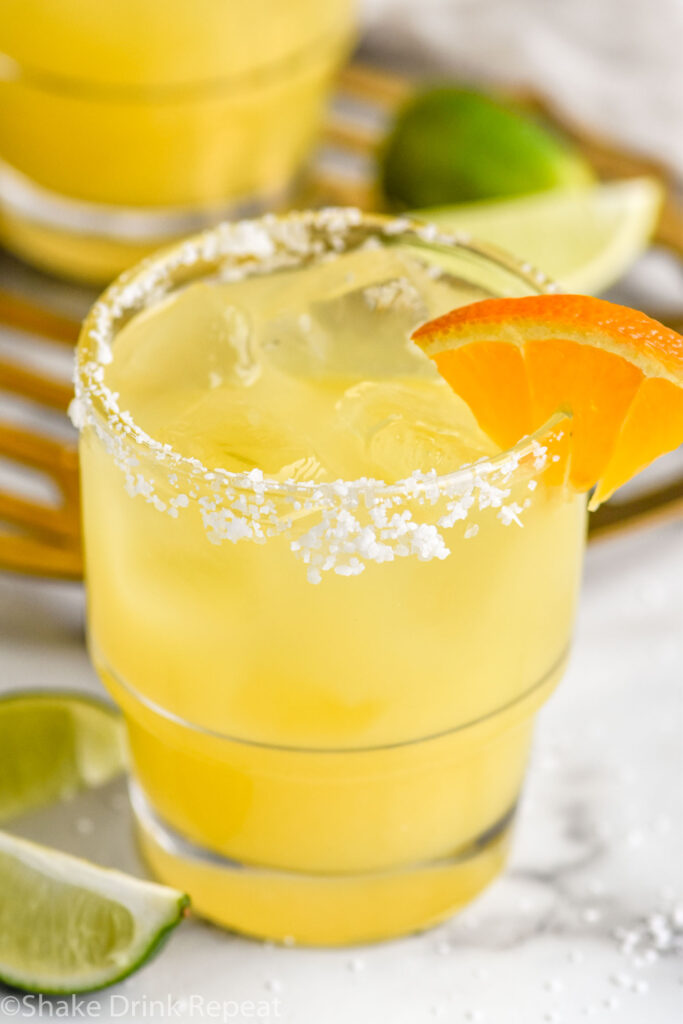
[[0, 691, 126, 824], [0, 830, 188, 993], [381, 86, 594, 208], [415, 178, 662, 294]]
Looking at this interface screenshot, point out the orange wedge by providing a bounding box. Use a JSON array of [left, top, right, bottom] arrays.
[[411, 295, 683, 506]]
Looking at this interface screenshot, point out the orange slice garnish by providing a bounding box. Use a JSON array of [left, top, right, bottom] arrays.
[[411, 294, 683, 506]]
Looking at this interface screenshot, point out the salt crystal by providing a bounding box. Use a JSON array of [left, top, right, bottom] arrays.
[[610, 972, 633, 990]]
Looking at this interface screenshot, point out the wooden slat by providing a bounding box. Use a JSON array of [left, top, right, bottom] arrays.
[[0, 421, 80, 543], [0, 491, 78, 539], [0, 531, 82, 579], [0, 356, 74, 412], [0, 289, 81, 345], [588, 480, 683, 541], [338, 64, 412, 108], [0, 422, 78, 483], [323, 120, 378, 157], [653, 195, 683, 261], [307, 172, 376, 209]]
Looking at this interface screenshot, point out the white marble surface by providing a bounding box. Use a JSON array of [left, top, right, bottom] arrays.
[[0, 519, 682, 1022]]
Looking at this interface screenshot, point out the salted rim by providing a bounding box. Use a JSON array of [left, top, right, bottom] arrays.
[[72, 207, 560, 503]]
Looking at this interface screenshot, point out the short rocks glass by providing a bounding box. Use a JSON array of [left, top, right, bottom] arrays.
[[73, 210, 585, 944]]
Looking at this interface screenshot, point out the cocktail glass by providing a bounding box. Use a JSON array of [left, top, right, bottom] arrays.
[[74, 210, 586, 944]]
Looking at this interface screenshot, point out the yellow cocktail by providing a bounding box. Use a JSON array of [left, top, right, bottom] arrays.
[[74, 211, 586, 944], [0, 1, 354, 281]]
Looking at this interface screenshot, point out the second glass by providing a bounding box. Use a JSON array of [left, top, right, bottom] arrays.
[[0, 0, 354, 282]]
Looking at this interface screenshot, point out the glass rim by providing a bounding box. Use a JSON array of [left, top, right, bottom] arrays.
[[73, 206, 562, 503], [0, 18, 352, 101]]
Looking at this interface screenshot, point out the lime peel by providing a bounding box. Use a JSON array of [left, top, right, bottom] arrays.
[[0, 830, 188, 994]]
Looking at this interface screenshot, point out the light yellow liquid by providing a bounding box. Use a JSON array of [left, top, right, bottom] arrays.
[[0, 1, 353, 281], [80, 243, 586, 943]]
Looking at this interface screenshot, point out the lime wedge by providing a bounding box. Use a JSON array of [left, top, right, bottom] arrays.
[[381, 86, 594, 208], [415, 178, 662, 294], [0, 830, 188, 993], [0, 692, 126, 824]]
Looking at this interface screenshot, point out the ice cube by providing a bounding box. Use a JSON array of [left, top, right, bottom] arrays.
[[336, 380, 498, 482], [254, 245, 462, 382], [154, 385, 326, 479], [107, 282, 261, 417]]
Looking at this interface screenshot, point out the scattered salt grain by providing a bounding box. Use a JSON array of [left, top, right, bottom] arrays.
[[610, 972, 633, 990]]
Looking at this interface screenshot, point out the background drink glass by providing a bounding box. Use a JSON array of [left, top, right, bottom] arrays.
[[74, 211, 586, 945], [0, 0, 355, 282]]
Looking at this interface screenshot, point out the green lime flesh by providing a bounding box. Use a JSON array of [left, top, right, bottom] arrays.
[[414, 177, 662, 294], [0, 691, 126, 824]]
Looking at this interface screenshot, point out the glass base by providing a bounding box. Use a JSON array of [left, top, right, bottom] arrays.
[[0, 159, 292, 284], [130, 780, 515, 947]]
